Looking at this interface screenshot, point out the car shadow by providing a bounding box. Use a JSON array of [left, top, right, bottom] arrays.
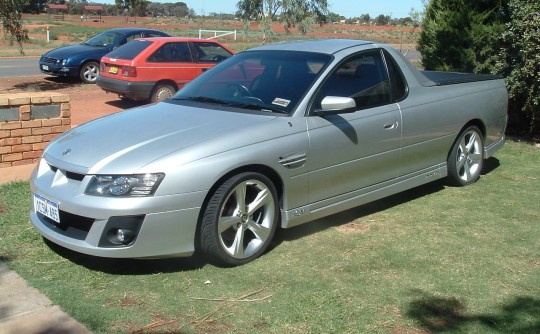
[[405, 289, 540, 332], [105, 98, 148, 109], [481, 156, 500, 175], [43, 239, 208, 274], [12, 77, 81, 92]]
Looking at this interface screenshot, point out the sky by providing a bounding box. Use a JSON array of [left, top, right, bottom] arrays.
[[100, 0, 426, 19], [189, 0, 426, 18]]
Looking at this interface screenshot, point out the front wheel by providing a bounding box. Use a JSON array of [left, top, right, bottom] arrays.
[[79, 61, 99, 83], [447, 125, 484, 186], [200, 173, 279, 266]]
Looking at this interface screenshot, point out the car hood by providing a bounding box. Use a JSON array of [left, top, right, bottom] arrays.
[[43, 102, 278, 174], [43, 43, 110, 60]]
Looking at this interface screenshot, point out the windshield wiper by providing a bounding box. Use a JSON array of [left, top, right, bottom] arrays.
[[236, 102, 289, 114], [178, 96, 233, 105]]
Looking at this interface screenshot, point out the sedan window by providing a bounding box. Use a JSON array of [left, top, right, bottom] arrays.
[[105, 40, 153, 60], [84, 31, 123, 47], [148, 42, 192, 63]]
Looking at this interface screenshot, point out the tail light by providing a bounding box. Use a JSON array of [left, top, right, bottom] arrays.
[[122, 66, 137, 78], [100, 62, 106, 72]]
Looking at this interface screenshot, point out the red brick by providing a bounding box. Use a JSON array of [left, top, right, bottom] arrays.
[[10, 128, 32, 137], [62, 118, 72, 126], [21, 120, 43, 128], [42, 119, 62, 127], [61, 109, 71, 118], [32, 127, 52, 135], [42, 134, 58, 142], [2, 152, 23, 162], [52, 125, 71, 133], [0, 122, 21, 130], [12, 144, 33, 153], [19, 105, 31, 113], [0, 138, 22, 146], [22, 135, 43, 144], [33, 142, 48, 151], [0, 162, 13, 168], [12, 159, 35, 166], [20, 113, 31, 121], [0, 146, 11, 154], [23, 150, 42, 159], [0, 130, 10, 139]]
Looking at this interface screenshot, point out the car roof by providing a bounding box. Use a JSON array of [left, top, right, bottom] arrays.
[[104, 27, 168, 34], [247, 39, 376, 55], [135, 37, 220, 43]]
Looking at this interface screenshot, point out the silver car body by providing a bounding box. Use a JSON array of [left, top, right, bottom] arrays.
[[30, 40, 507, 260]]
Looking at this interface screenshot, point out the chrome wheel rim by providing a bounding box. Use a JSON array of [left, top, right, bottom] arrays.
[[218, 179, 275, 259], [456, 130, 482, 182], [82, 64, 98, 82]]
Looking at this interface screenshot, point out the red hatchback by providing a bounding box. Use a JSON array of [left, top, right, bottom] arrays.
[[97, 37, 234, 102]]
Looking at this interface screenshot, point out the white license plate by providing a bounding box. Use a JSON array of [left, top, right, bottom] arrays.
[[34, 193, 60, 223], [42, 65, 49, 71]]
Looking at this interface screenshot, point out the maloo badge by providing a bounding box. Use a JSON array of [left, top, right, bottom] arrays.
[[62, 148, 72, 156]]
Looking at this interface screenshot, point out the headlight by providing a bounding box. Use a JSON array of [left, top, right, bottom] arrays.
[[57, 59, 67, 65], [85, 173, 165, 197]]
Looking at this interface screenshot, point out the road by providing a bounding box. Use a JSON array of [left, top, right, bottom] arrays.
[[0, 58, 41, 78]]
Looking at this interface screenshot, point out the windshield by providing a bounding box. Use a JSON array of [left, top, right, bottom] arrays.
[[84, 31, 124, 47], [173, 50, 331, 114]]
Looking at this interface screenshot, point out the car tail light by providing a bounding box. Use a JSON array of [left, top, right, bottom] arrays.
[[100, 62, 106, 72], [122, 66, 137, 77]]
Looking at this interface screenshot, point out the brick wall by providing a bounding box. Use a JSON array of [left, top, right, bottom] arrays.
[[0, 92, 71, 168]]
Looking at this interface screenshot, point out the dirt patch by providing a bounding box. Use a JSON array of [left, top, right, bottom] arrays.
[[0, 75, 145, 126]]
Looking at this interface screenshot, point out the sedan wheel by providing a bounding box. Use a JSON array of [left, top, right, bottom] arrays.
[[79, 61, 99, 83], [200, 173, 279, 266], [447, 126, 484, 186], [150, 84, 176, 103]]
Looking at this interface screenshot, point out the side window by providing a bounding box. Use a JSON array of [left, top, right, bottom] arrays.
[[118, 33, 141, 47], [383, 50, 408, 102], [315, 50, 391, 111], [147, 42, 192, 63], [192, 42, 233, 63]]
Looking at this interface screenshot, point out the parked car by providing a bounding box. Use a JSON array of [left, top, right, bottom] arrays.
[[30, 40, 507, 266], [39, 28, 170, 83], [97, 37, 234, 102]]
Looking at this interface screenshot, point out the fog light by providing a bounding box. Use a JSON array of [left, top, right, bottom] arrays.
[[116, 229, 136, 244]]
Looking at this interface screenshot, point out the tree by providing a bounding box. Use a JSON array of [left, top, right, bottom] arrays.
[[494, 0, 540, 137], [0, 0, 28, 54], [115, 0, 150, 18], [237, 0, 328, 43], [373, 14, 391, 26], [417, 0, 508, 73]]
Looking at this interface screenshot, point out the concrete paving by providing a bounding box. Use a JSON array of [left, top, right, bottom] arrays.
[[0, 164, 91, 333]]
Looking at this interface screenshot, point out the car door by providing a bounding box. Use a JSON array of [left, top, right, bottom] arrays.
[[191, 41, 234, 74], [145, 41, 198, 88], [306, 50, 402, 210]]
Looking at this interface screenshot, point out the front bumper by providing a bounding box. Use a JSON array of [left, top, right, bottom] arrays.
[[29, 159, 205, 258], [39, 62, 78, 78], [96, 76, 154, 101]]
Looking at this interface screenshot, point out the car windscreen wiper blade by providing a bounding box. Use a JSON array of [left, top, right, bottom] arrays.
[[236, 103, 289, 114], [178, 96, 233, 105]]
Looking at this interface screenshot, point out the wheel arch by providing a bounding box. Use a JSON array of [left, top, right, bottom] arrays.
[[79, 59, 101, 70], [153, 79, 178, 92], [194, 164, 284, 250], [448, 119, 486, 159]]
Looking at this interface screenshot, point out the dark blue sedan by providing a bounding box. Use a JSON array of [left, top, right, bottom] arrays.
[[39, 27, 170, 83]]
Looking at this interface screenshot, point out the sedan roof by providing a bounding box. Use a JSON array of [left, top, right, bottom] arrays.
[[247, 39, 375, 55]]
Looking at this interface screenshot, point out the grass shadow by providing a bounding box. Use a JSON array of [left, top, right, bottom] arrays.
[[43, 239, 208, 275], [406, 290, 540, 333], [274, 179, 446, 245]]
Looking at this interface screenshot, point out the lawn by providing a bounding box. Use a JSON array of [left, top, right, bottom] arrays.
[[0, 139, 539, 333]]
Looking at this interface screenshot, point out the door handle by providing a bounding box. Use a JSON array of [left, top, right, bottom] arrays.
[[383, 121, 399, 130]]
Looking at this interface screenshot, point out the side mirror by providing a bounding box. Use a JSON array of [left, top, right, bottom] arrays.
[[315, 96, 356, 116]]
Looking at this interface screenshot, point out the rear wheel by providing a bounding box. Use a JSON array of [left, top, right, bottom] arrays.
[[447, 125, 484, 186], [79, 61, 99, 83], [150, 84, 176, 103], [200, 172, 279, 266]]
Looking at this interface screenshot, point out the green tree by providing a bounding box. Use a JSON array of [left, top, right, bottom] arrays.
[[237, 0, 328, 43], [0, 0, 28, 54], [417, 0, 507, 73], [494, 0, 540, 137], [115, 0, 149, 18]]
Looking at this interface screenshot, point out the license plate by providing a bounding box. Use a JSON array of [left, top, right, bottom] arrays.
[[42, 65, 49, 71], [108, 66, 118, 74], [34, 193, 60, 223]]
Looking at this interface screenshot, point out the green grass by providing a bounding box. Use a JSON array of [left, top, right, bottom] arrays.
[[1, 139, 539, 333]]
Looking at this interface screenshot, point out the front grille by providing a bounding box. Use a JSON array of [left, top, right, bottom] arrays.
[[49, 165, 85, 181], [39, 210, 95, 240], [42, 57, 58, 64]]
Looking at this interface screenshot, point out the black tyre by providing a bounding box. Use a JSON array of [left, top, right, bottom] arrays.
[[150, 84, 176, 103], [79, 61, 99, 83], [447, 125, 484, 186], [200, 172, 279, 266]]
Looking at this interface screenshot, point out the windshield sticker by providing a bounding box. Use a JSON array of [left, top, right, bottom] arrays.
[[272, 98, 291, 107]]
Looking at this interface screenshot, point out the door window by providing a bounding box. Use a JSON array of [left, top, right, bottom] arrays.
[[192, 42, 233, 63], [148, 42, 192, 63]]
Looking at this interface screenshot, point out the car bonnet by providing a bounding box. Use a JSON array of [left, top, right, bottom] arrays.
[[42, 103, 277, 175]]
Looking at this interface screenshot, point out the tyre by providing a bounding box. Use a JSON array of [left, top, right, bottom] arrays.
[[447, 125, 484, 186], [150, 84, 176, 103], [200, 172, 279, 266], [79, 61, 99, 83]]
